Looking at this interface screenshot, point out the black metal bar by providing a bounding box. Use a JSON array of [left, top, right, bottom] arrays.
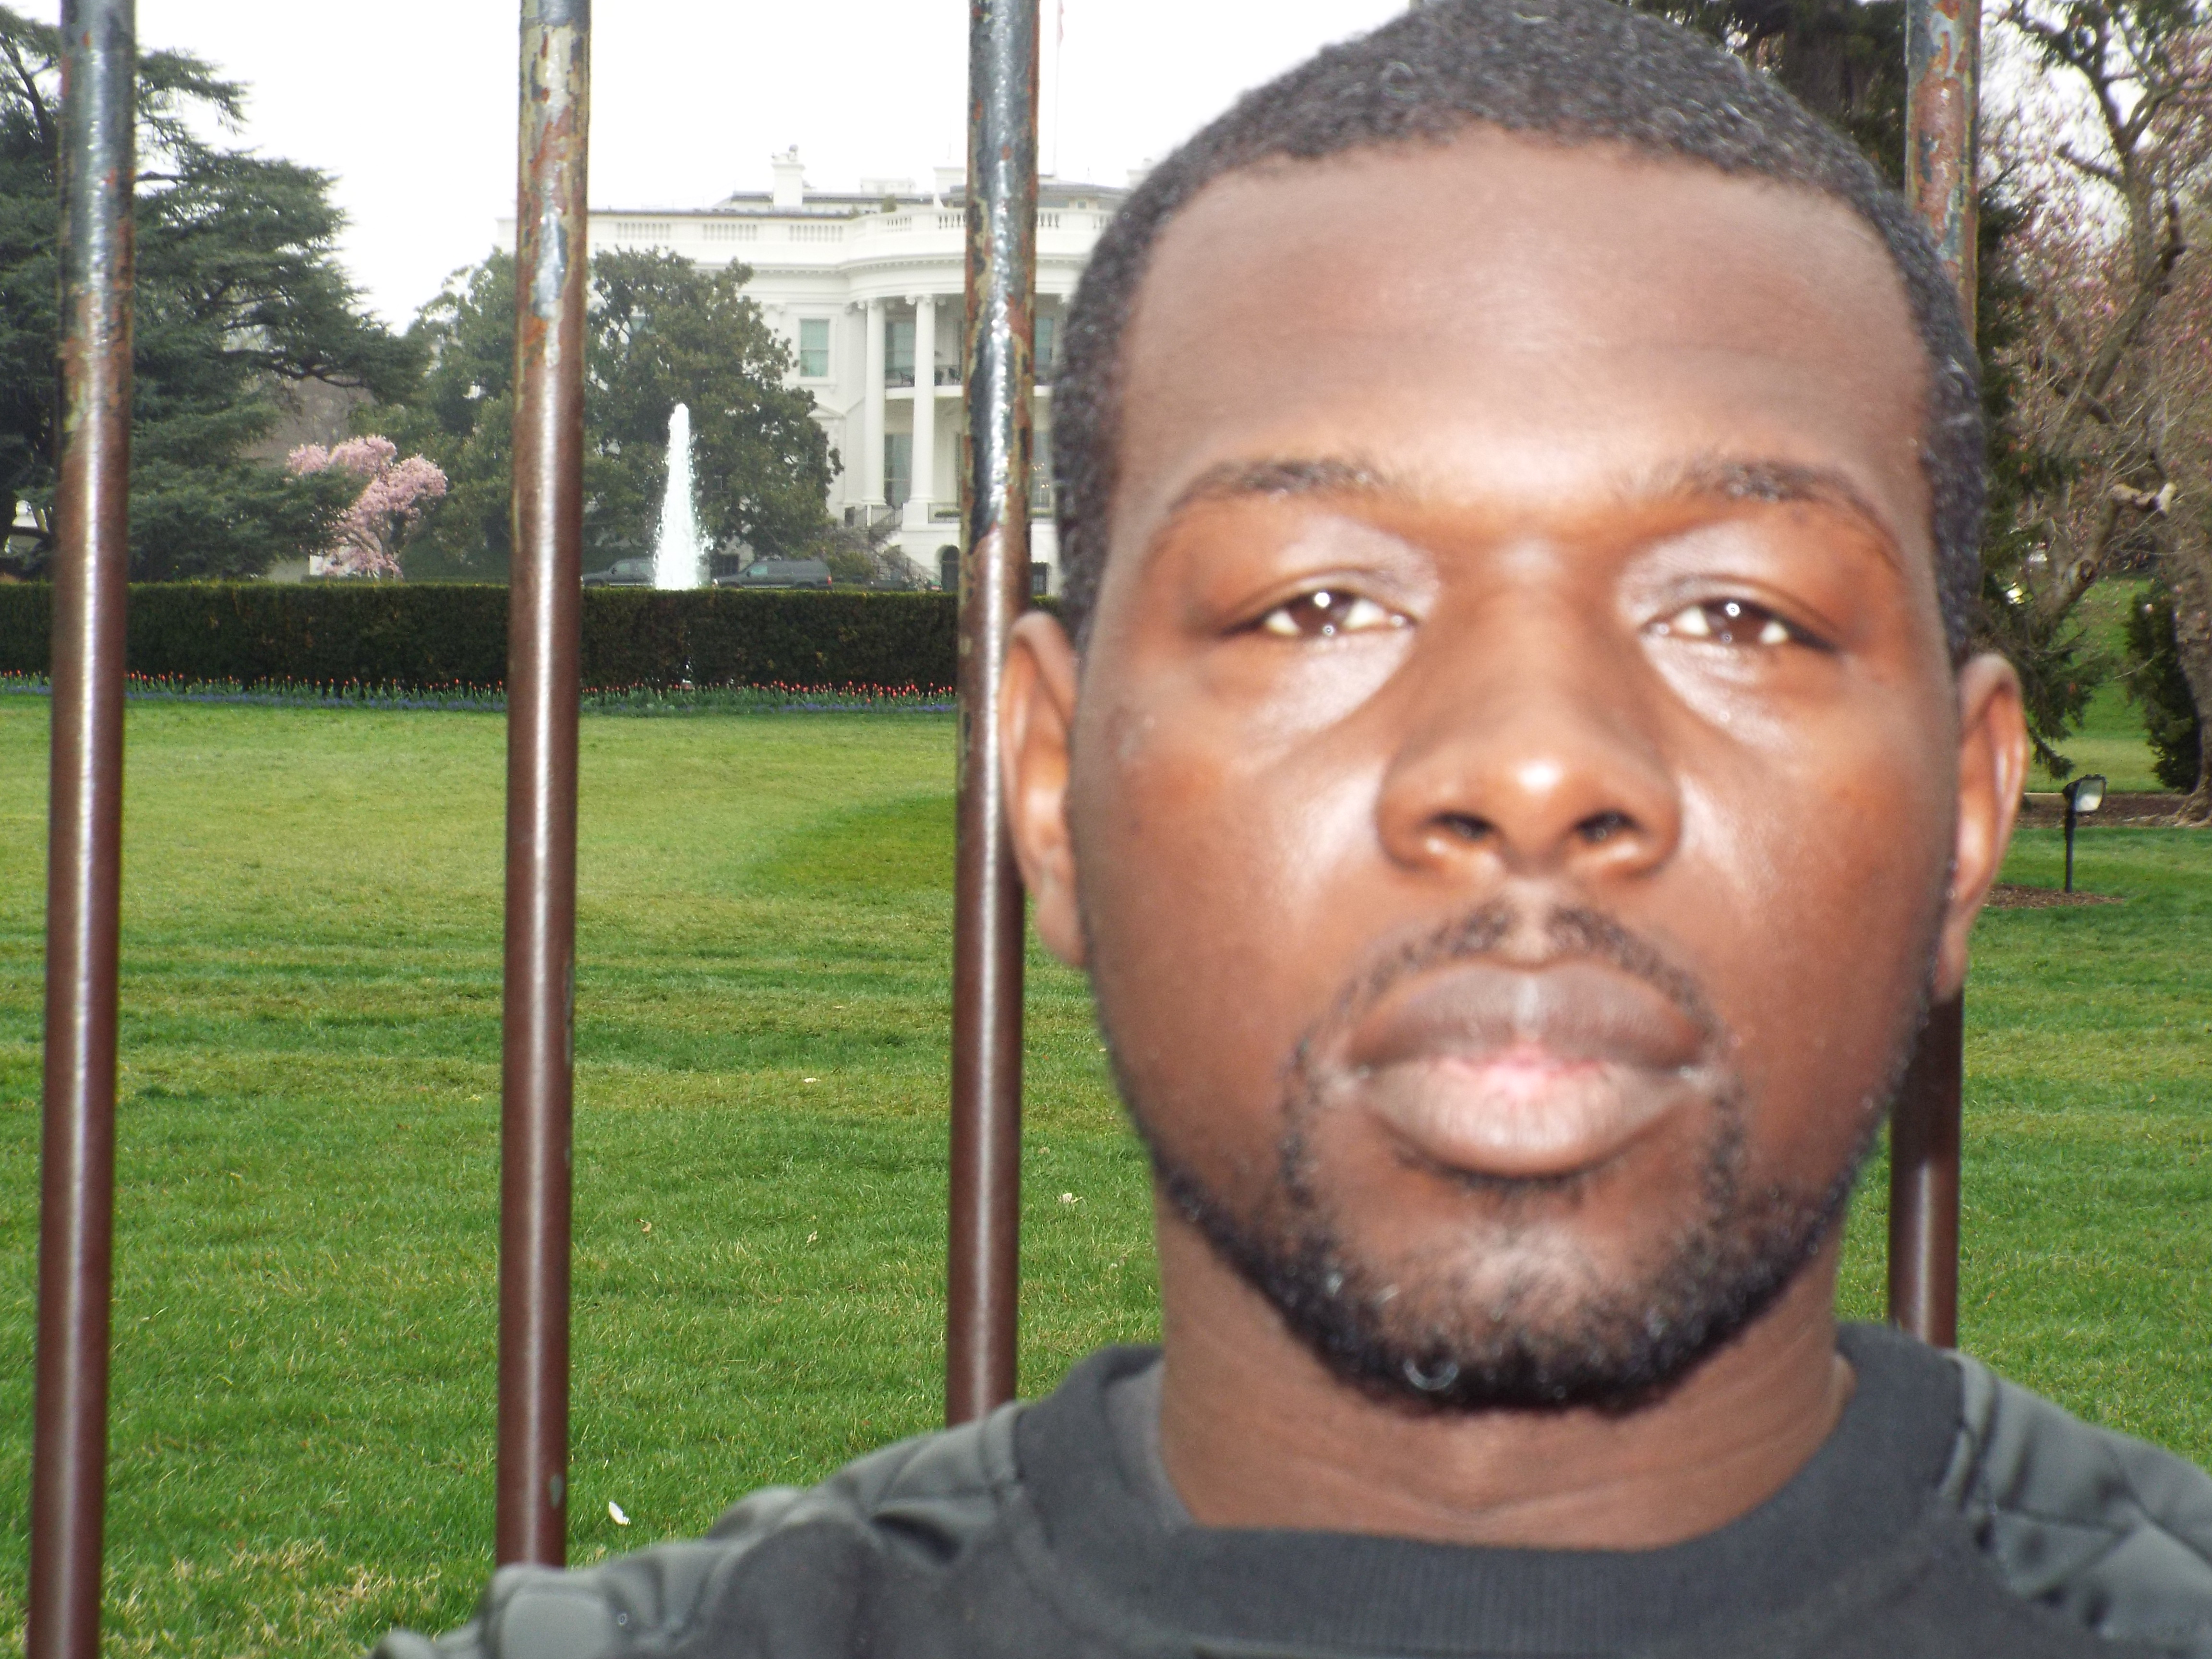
[[496, 0, 589, 1567], [2064, 799, 2078, 893], [1889, 0, 1978, 1348], [29, 4, 135, 1657], [948, 0, 1039, 1426]]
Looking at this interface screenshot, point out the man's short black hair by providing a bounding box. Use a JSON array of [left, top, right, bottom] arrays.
[[1050, 0, 1983, 658]]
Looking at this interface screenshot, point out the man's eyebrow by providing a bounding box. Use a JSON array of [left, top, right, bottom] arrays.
[[1158, 452, 1901, 554], [1643, 456, 1900, 553], [1161, 456, 1402, 521]]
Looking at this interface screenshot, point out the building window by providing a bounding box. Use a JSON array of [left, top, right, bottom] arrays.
[[885, 316, 916, 387], [1036, 314, 1058, 380], [799, 318, 830, 379], [1030, 424, 1054, 512], [885, 432, 913, 508]]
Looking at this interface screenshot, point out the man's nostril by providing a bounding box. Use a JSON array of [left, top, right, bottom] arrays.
[[1438, 812, 1492, 842], [1578, 811, 1634, 845]]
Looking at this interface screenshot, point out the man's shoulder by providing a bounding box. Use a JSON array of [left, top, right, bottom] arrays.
[[368, 1349, 1140, 1659], [372, 1416, 1010, 1659], [1933, 1339, 2212, 1654]]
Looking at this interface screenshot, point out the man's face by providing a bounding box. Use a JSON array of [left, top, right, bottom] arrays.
[[1008, 133, 2023, 1407]]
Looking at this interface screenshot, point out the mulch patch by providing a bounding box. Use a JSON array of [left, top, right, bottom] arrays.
[[1985, 882, 2124, 910], [2015, 792, 2192, 828]]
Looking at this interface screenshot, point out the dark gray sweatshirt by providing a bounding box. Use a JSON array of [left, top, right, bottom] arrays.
[[373, 1324, 2212, 1657]]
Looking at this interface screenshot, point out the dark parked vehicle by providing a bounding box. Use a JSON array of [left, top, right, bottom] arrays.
[[717, 557, 833, 589], [581, 556, 653, 587]]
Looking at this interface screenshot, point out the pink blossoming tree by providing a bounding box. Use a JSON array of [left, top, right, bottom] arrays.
[[286, 436, 449, 579]]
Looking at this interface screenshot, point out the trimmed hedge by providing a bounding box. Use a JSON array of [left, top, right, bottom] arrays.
[[579, 587, 956, 689], [0, 582, 962, 691]]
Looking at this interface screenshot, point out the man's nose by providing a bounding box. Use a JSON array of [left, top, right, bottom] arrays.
[[1373, 603, 1682, 883]]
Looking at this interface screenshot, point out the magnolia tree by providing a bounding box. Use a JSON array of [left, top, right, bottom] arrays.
[[286, 435, 448, 578]]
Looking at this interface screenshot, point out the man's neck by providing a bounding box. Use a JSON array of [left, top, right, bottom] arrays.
[[1153, 1213, 1855, 1551]]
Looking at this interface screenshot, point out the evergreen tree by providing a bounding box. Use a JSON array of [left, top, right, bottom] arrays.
[[0, 7, 418, 579], [2123, 582, 2200, 790]]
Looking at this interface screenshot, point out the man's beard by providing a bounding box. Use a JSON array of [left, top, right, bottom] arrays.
[[1113, 903, 1913, 1415]]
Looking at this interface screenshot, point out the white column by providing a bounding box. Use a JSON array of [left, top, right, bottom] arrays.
[[907, 293, 938, 529], [863, 299, 886, 506]]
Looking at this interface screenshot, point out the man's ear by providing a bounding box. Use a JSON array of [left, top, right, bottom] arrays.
[[1001, 609, 1086, 968], [1935, 652, 2028, 998]]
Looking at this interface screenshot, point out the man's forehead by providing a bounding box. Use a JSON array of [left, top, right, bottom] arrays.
[[1104, 129, 1931, 579]]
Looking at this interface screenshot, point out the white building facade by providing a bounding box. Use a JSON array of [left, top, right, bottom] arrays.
[[499, 151, 1125, 591]]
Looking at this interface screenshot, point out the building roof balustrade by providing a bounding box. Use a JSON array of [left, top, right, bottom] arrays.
[[568, 206, 1113, 261]]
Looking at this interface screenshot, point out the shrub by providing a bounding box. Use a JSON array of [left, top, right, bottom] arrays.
[[0, 583, 962, 691], [2123, 582, 2202, 792], [580, 589, 956, 689]]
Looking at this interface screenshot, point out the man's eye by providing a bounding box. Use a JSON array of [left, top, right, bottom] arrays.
[[1652, 599, 1798, 648], [1258, 589, 1407, 638]]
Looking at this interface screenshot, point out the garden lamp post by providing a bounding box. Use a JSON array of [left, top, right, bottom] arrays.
[[2063, 774, 2106, 894]]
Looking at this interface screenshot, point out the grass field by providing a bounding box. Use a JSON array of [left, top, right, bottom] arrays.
[[2, 695, 2210, 1656]]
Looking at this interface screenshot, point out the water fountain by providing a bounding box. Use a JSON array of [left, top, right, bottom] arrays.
[[651, 402, 705, 589]]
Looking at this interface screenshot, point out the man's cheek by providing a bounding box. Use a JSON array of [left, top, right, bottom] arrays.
[[1082, 742, 1335, 1117], [1698, 792, 1936, 1157]]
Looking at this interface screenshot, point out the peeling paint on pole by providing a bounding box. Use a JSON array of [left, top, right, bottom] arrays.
[[31, 4, 134, 1657], [1889, 0, 1976, 1353], [498, 0, 588, 1570], [1907, 0, 1980, 326], [948, 0, 1038, 1428]]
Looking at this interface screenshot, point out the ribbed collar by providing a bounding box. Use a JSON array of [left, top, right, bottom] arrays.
[[1014, 1322, 1961, 1656]]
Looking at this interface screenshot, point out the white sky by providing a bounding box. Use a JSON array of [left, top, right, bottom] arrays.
[[36, 0, 1409, 328]]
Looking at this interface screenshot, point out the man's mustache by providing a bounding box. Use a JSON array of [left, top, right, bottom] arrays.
[[1293, 902, 1727, 1082]]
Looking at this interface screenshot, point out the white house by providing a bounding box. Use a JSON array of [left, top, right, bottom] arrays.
[[498, 150, 1127, 591]]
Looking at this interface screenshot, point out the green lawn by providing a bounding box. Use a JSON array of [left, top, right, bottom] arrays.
[[1, 698, 2209, 1656]]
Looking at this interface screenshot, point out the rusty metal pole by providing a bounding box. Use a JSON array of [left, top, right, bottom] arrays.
[[496, 0, 588, 1566], [1889, 0, 1978, 1350], [948, 0, 1039, 1425], [29, 3, 135, 1656], [1888, 997, 1962, 1345]]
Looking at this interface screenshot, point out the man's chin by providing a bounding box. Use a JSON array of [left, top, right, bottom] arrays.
[[1153, 1145, 1857, 1417]]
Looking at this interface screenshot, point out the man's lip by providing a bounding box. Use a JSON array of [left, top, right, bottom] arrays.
[[1345, 961, 1707, 1075], [1337, 962, 1709, 1179]]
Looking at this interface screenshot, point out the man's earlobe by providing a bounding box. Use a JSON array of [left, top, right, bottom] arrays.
[[1001, 610, 1087, 968], [1936, 653, 2028, 998]]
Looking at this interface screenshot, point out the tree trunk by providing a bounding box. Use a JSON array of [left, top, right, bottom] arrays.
[[2163, 537, 2212, 823]]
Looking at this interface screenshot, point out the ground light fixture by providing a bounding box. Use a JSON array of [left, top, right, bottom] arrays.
[[2062, 773, 2106, 893]]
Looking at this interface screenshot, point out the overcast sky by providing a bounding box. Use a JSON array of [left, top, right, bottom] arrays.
[[36, 1, 1408, 328]]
